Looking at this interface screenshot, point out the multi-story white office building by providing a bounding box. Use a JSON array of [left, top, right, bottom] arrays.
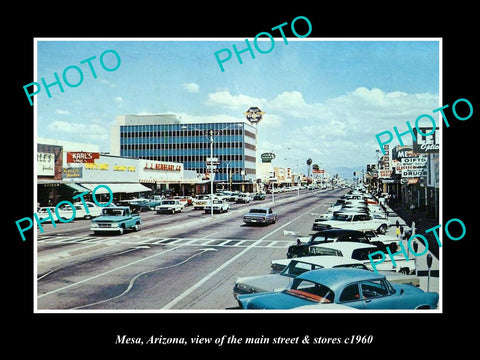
[[110, 114, 257, 190]]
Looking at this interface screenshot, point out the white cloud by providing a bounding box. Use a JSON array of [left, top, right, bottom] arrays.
[[206, 90, 267, 110], [114, 96, 124, 103], [250, 86, 439, 169], [182, 82, 200, 93], [55, 109, 70, 115], [48, 121, 109, 142]]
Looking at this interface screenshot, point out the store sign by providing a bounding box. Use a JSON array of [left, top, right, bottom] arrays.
[[37, 152, 55, 176], [144, 162, 182, 171], [399, 156, 427, 178], [62, 167, 83, 178], [413, 127, 439, 153], [67, 151, 100, 163], [402, 169, 428, 178], [114, 165, 136, 172], [245, 107, 264, 124], [85, 162, 109, 170], [378, 170, 393, 179]]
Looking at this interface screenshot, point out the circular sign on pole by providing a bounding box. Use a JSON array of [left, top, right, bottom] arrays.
[[261, 152, 276, 163], [245, 107, 264, 124]]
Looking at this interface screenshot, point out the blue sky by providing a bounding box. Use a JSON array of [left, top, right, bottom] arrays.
[[35, 38, 440, 178]]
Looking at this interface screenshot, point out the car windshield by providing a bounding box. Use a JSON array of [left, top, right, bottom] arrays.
[[309, 247, 342, 256], [280, 261, 324, 278], [331, 213, 352, 221], [103, 209, 124, 216], [285, 279, 334, 303], [250, 209, 267, 214]]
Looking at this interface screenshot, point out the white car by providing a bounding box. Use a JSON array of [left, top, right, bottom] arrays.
[[236, 193, 252, 203], [307, 242, 414, 274], [312, 211, 389, 234], [155, 199, 184, 214], [57, 204, 93, 220], [362, 230, 401, 251], [192, 195, 212, 210], [74, 201, 103, 217], [204, 199, 230, 213], [37, 207, 58, 222]]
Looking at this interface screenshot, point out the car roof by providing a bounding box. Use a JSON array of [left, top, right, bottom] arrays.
[[289, 255, 365, 267], [297, 268, 384, 290], [312, 229, 364, 236], [311, 242, 377, 249]]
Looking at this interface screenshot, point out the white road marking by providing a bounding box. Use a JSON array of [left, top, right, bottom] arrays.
[[37, 245, 183, 300], [162, 202, 326, 310]]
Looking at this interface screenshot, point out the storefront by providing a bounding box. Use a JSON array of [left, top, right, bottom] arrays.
[[62, 154, 151, 202]]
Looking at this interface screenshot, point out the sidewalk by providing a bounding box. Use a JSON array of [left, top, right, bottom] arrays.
[[381, 205, 440, 295]]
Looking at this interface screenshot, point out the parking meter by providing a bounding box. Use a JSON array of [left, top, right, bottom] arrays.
[[426, 254, 433, 269], [426, 254, 433, 292]]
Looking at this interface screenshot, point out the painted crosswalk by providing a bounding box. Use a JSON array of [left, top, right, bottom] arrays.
[[37, 235, 293, 248]]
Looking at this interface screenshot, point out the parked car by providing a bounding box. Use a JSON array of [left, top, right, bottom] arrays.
[[269, 256, 419, 287], [204, 199, 230, 213], [362, 230, 400, 251], [173, 196, 190, 207], [236, 193, 252, 203], [234, 256, 370, 299], [237, 268, 438, 310], [312, 211, 388, 234], [90, 206, 141, 235], [308, 242, 414, 274], [286, 229, 374, 258], [253, 192, 266, 200], [243, 207, 278, 225]]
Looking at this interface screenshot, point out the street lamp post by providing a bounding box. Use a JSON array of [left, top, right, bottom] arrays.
[[209, 129, 214, 218], [182, 123, 243, 218]]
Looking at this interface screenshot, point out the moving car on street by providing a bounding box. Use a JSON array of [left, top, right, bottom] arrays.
[[237, 268, 438, 310], [236, 193, 252, 203], [243, 207, 278, 225], [192, 195, 211, 210], [90, 206, 141, 235], [205, 199, 230, 213], [155, 200, 184, 214], [253, 192, 266, 200]]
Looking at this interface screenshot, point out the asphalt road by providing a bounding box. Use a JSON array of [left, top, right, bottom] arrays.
[[37, 188, 344, 311]]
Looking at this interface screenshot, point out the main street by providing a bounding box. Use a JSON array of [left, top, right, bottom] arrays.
[[37, 188, 344, 310]]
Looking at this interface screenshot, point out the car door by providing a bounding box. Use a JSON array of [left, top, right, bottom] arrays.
[[358, 279, 401, 309]]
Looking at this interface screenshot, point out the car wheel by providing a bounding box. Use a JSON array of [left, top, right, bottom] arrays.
[[118, 227, 124, 235], [133, 224, 139, 231]]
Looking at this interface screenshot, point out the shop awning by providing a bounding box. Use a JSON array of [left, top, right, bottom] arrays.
[[63, 183, 91, 193], [80, 183, 152, 194]]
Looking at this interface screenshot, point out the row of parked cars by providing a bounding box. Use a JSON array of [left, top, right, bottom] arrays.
[[233, 187, 439, 310]]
